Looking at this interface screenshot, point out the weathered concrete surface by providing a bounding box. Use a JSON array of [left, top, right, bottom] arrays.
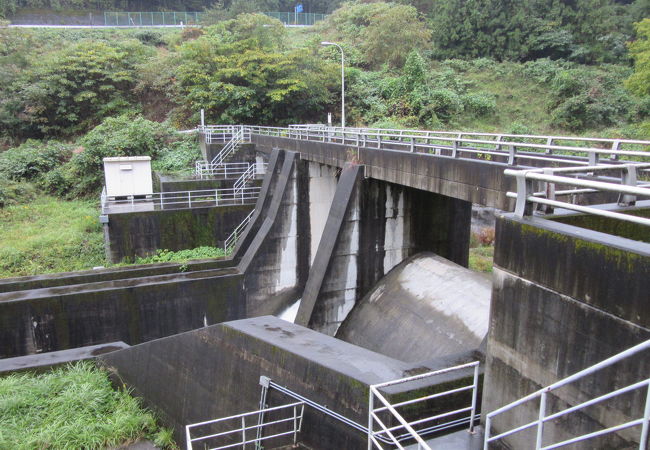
[[104, 204, 254, 263], [337, 252, 490, 363], [0, 341, 128, 374], [0, 268, 243, 358], [483, 214, 650, 449], [0, 258, 232, 294], [153, 171, 233, 192], [237, 150, 310, 317], [295, 164, 363, 334], [296, 169, 472, 336], [307, 162, 339, 265], [98, 316, 478, 449], [252, 135, 516, 210]]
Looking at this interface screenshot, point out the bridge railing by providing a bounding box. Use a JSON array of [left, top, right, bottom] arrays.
[[484, 339, 650, 450], [505, 163, 650, 223], [101, 187, 261, 213], [245, 126, 650, 167]]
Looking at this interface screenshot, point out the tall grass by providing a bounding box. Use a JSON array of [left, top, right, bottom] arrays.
[[0, 362, 175, 449], [0, 196, 105, 278]]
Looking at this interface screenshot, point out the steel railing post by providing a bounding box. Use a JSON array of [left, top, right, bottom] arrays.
[[640, 382, 650, 450], [368, 389, 375, 450], [535, 392, 547, 450], [619, 164, 638, 206], [242, 417, 246, 450], [483, 416, 491, 450], [469, 364, 479, 433]]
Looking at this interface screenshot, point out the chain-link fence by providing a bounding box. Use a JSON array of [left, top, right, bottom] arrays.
[[103, 11, 201, 26], [103, 11, 327, 27], [263, 12, 328, 26]]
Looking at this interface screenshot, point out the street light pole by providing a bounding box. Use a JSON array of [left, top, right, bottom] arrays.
[[321, 41, 345, 128]]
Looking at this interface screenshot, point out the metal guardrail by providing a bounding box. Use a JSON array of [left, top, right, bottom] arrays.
[[368, 361, 481, 450], [224, 209, 254, 252], [506, 163, 650, 225], [244, 125, 650, 167], [194, 161, 252, 180], [101, 187, 260, 213], [185, 401, 305, 450], [484, 339, 650, 450]]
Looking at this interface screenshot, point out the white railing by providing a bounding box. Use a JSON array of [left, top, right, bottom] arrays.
[[211, 126, 244, 166], [368, 361, 481, 450], [224, 209, 254, 252], [194, 161, 252, 179], [244, 125, 650, 167], [233, 163, 267, 195], [101, 187, 261, 213], [185, 401, 305, 450], [505, 163, 650, 224], [484, 339, 650, 450]]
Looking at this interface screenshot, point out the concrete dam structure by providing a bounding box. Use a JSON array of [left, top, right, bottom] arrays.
[[1, 125, 649, 449]]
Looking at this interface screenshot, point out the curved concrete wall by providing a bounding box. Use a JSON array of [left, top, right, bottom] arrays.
[[336, 252, 491, 363]]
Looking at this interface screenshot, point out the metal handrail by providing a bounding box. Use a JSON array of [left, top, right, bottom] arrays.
[[368, 361, 481, 450], [101, 187, 261, 213], [224, 209, 255, 252], [244, 125, 650, 166], [195, 161, 252, 179], [484, 339, 650, 450], [505, 163, 650, 224], [185, 401, 305, 450]]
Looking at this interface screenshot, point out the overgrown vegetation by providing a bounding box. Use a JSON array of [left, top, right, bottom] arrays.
[[468, 227, 495, 273], [0, 197, 105, 277], [131, 246, 228, 265], [0, 361, 175, 449], [0, 1, 648, 278]]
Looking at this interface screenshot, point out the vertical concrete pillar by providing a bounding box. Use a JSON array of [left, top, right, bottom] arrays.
[[237, 151, 310, 317], [297, 173, 472, 336]]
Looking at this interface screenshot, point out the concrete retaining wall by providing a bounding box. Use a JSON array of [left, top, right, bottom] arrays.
[[483, 214, 650, 448], [99, 316, 478, 449], [104, 204, 254, 263], [0, 268, 244, 358]]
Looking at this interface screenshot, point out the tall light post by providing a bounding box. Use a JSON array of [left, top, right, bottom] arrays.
[[321, 41, 345, 128]]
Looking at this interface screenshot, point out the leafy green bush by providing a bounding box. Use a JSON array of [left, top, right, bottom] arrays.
[[0, 179, 37, 207], [0, 140, 73, 182], [69, 114, 179, 196], [462, 93, 497, 117], [152, 136, 202, 174], [133, 246, 227, 265]]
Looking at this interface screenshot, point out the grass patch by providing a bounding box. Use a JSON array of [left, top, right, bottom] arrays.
[[469, 245, 494, 273], [0, 361, 175, 449], [0, 196, 105, 278]]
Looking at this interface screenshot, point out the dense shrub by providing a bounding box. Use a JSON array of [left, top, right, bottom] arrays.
[[67, 114, 178, 196], [0, 140, 73, 182], [152, 136, 202, 174]]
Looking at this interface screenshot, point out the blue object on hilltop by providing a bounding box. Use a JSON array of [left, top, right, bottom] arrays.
[[295, 3, 304, 13]]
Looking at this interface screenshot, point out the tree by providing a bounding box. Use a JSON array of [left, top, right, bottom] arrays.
[[318, 2, 431, 69], [626, 19, 650, 97], [13, 39, 152, 137], [175, 15, 336, 125]]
